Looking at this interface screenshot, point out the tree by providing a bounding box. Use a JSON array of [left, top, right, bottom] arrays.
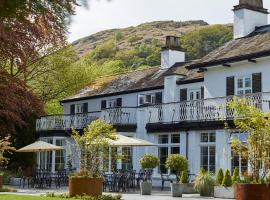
[[222, 169, 232, 187], [216, 168, 224, 185], [0, 0, 85, 77], [72, 119, 117, 177], [165, 154, 188, 181], [0, 136, 15, 169], [228, 97, 270, 182], [0, 70, 44, 136], [180, 25, 233, 60]]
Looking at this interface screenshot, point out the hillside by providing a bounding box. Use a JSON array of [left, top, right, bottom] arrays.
[[72, 20, 209, 57]]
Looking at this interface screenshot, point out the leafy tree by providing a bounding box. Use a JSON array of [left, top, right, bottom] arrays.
[[72, 119, 117, 177], [222, 169, 232, 187], [0, 136, 15, 168], [0, 0, 85, 78], [180, 25, 233, 60], [228, 97, 270, 182], [165, 154, 188, 180], [140, 154, 159, 169], [216, 168, 224, 185], [0, 70, 44, 136]]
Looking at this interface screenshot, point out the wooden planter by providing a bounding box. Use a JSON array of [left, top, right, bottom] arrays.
[[236, 184, 270, 200], [69, 177, 103, 197], [0, 176, 3, 189]]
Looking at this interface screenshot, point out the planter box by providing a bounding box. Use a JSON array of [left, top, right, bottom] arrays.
[[10, 178, 21, 186], [182, 183, 196, 194], [214, 186, 235, 199], [170, 183, 183, 197], [0, 176, 3, 189], [140, 182, 152, 195], [69, 177, 103, 197], [236, 184, 270, 200]]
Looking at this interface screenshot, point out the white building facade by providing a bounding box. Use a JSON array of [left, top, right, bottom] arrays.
[[36, 0, 270, 185]]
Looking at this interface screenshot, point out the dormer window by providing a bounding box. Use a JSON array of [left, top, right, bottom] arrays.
[[138, 92, 162, 106], [75, 104, 83, 114]]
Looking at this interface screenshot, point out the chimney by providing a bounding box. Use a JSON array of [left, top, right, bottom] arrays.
[[233, 0, 268, 39], [161, 36, 185, 69]]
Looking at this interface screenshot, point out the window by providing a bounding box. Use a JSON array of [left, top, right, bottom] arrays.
[[108, 99, 117, 108], [40, 138, 53, 170], [236, 76, 252, 95], [200, 132, 216, 173], [158, 134, 181, 174], [122, 147, 133, 170], [138, 92, 162, 106], [55, 139, 66, 171], [75, 104, 83, 114], [231, 151, 248, 175]]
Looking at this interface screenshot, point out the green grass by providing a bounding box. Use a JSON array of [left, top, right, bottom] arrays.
[[0, 194, 66, 200]]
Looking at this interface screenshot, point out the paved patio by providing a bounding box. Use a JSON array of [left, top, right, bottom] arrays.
[[0, 186, 233, 200]]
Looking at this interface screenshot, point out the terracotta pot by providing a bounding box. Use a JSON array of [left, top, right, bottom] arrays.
[[69, 177, 103, 197], [0, 176, 3, 189], [236, 184, 270, 200]]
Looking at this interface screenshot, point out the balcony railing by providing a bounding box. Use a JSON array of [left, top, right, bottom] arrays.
[[101, 107, 137, 125], [36, 107, 138, 131], [36, 112, 101, 131], [147, 92, 270, 124]]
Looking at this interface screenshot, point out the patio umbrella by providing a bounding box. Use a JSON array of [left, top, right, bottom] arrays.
[[107, 135, 156, 147], [17, 141, 64, 152]]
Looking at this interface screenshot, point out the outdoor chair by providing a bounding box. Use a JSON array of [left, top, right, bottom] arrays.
[[161, 173, 174, 190]]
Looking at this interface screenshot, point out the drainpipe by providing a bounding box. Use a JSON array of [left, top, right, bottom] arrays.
[[185, 129, 189, 159]]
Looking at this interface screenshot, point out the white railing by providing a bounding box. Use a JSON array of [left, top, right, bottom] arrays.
[[101, 107, 137, 125], [147, 92, 270, 124], [36, 112, 101, 131]]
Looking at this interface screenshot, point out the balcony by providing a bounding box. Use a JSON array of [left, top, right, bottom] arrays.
[[36, 107, 137, 132], [147, 92, 270, 124]]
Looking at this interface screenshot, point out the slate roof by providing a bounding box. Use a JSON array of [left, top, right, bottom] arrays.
[[61, 64, 203, 103], [187, 25, 270, 69]]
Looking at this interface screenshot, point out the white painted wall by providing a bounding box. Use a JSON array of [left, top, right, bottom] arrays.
[[204, 57, 270, 98], [164, 75, 184, 103], [234, 8, 268, 38], [161, 49, 185, 69]]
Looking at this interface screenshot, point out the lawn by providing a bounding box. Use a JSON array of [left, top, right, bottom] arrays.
[[0, 194, 65, 200]]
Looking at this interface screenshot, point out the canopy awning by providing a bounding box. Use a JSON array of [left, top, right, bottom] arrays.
[[108, 135, 156, 147], [17, 141, 64, 153]]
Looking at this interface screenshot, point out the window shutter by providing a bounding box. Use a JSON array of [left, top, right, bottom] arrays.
[[226, 76, 235, 96], [116, 98, 122, 107], [155, 92, 163, 104], [70, 104, 75, 114], [252, 73, 262, 93], [83, 103, 88, 113], [101, 100, 107, 110], [201, 87, 204, 99], [180, 88, 187, 101]]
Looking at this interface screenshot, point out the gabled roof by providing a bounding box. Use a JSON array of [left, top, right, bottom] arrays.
[[61, 64, 203, 103], [187, 25, 270, 69]]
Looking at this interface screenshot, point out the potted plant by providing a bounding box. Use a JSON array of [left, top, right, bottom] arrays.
[[180, 170, 195, 194], [70, 119, 117, 197], [214, 169, 235, 199], [227, 98, 270, 200], [194, 169, 215, 197], [139, 154, 159, 195], [165, 154, 188, 197]]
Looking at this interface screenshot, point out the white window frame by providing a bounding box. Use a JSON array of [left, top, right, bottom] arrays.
[[188, 88, 201, 101], [138, 92, 161, 106], [235, 75, 252, 95], [107, 99, 117, 108], [75, 104, 83, 114], [200, 132, 216, 173], [158, 133, 181, 174]]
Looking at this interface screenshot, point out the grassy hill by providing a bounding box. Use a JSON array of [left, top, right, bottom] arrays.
[[72, 20, 210, 57]]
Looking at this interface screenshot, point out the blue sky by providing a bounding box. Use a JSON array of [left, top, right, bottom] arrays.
[[68, 0, 270, 42]]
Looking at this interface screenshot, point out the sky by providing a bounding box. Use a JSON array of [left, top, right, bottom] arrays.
[[68, 0, 270, 42]]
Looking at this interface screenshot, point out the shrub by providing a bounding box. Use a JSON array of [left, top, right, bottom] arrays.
[[194, 169, 215, 197], [216, 168, 224, 185], [180, 170, 189, 184], [0, 187, 17, 192], [232, 167, 240, 184], [45, 193, 122, 199], [266, 172, 270, 184], [140, 154, 159, 169], [222, 169, 232, 187], [165, 154, 188, 178]]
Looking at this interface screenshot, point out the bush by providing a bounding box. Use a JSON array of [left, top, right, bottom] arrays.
[[180, 170, 189, 184], [216, 168, 224, 185], [222, 169, 232, 187], [45, 193, 122, 199], [140, 154, 159, 169], [165, 154, 188, 177], [194, 169, 215, 197], [0, 187, 17, 192], [232, 167, 240, 184]]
